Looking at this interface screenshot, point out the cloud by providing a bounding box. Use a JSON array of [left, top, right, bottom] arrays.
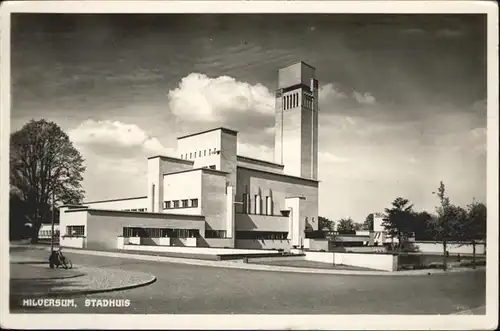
[[69, 119, 173, 158], [168, 73, 274, 123], [353, 91, 376, 105], [319, 83, 378, 117]]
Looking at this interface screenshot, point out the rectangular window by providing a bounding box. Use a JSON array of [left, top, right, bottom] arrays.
[[190, 199, 199, 208], [205, 230, 227, 239], [266, 196, 273, 215], [198, 151, 201, 157], [67, 225, 85, 237], [164, 201, 171, 209], [204, 150, 206, 156], [182, 199, 189, 208], [173, 200, 180, 208], [235, 231, 288, 240]]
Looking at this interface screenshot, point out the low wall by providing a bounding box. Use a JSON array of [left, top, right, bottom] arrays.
[[247, 255, 305, 263], [235, 239, 291, 250], [121, 245, 277, 256], [304, 238, 329, 251], [60, 236, 85, 248], [303, 251, 398, 271], [198, 238, 234, 248], [342, 246, 387, 253], [171, 237, 197, 247], [412, 241, 486, 255], [304, 251, 335, 264], [335, 252, 397, 271]]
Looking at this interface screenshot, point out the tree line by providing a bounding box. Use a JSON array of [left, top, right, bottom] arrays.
[[319, 181, 486, 248]]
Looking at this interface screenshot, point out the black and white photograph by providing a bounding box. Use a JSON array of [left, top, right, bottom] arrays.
[[1, 1, 498, 330]]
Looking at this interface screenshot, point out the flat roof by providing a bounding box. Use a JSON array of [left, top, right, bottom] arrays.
[[65, 208, 205, 219], [164, 167, 229, 177], [177, 127, 238, 140], [279, 60, 316, 71], [236, 155, 284, 168], [83, 196, 147, 204], [147, 155, 194, 164], [237, 166, 320, 184]]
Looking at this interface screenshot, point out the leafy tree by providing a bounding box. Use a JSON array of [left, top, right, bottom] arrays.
[[337, 217, 356, 234], [363, 213, 374, 231], [10, 119, 86, 243], [9, 189, 32, 240], [411, 211, 434, 241], [462, 200, 487, 269], [427, 181, 468, 270], [354, 222, 363, 231], [318, 216, 335, 232], [382, 197, 415, 252]]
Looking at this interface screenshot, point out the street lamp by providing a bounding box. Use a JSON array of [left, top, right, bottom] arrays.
[[51, 185, 56, 254]]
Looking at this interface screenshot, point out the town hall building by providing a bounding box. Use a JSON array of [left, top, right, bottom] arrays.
[[59, 61, 321, 251]]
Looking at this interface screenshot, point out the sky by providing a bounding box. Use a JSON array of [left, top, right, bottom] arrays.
[[10, 14, 487, 222]]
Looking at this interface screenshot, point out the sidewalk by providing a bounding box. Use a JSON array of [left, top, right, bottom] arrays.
[[22, 245, 485, 277], [10, 257, 156, 297]]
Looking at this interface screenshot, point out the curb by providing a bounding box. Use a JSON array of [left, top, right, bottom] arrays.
[[55, 247, 486, 277], [12, 275, 157, 298], [11, 273, 86, 281]]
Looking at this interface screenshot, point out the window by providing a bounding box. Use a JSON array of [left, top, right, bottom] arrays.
[[190, 199, 199, 207], [204, 150, 206, 156], [254, 195, 260, 214], [67, 225, 85, 237], [266, 196, 273, 215], [209, 165, 216, 170], [235, 231, 288, 240], [164, 201, 171, 209], [199, 151, 201, 157], [166, 228, 200, 238], [205, 230, 227, 239], [173, 200, 180, 208], [189, 152, 192, 158], [209, 148, 212, 155], [181, 199, 189, 208]]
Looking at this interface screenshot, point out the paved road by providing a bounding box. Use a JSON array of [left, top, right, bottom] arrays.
[[10, 249, 486, 314]]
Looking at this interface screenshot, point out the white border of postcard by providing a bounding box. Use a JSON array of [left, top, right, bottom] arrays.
[[0, 1, 498, 330]]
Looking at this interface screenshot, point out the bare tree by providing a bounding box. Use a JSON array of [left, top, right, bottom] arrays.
[[10, 119, 86, 243]]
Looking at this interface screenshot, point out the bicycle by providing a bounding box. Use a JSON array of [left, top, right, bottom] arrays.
[[49, 248, 73, 269]]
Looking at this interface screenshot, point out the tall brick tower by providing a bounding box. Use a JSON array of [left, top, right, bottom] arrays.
[[274, 61, 319, 180]]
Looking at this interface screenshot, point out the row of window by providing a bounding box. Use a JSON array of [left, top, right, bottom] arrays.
[[205, 230, 228, 239], [66, 225, 85, 237], [39, 230, 60, 239], [180, 149, 220, 160], [283, 92, 299, 110], [123, 227, 200, 238], [122, 208, 146, 212], [236, 231, 288, 240], [303, 94, 314, 109], [241, 194, 273, 215], [282, 92, 314, 110], [164, 198, 199, 209]]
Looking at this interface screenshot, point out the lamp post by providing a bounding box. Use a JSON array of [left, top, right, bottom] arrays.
[[51, 186, 55, 254]]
